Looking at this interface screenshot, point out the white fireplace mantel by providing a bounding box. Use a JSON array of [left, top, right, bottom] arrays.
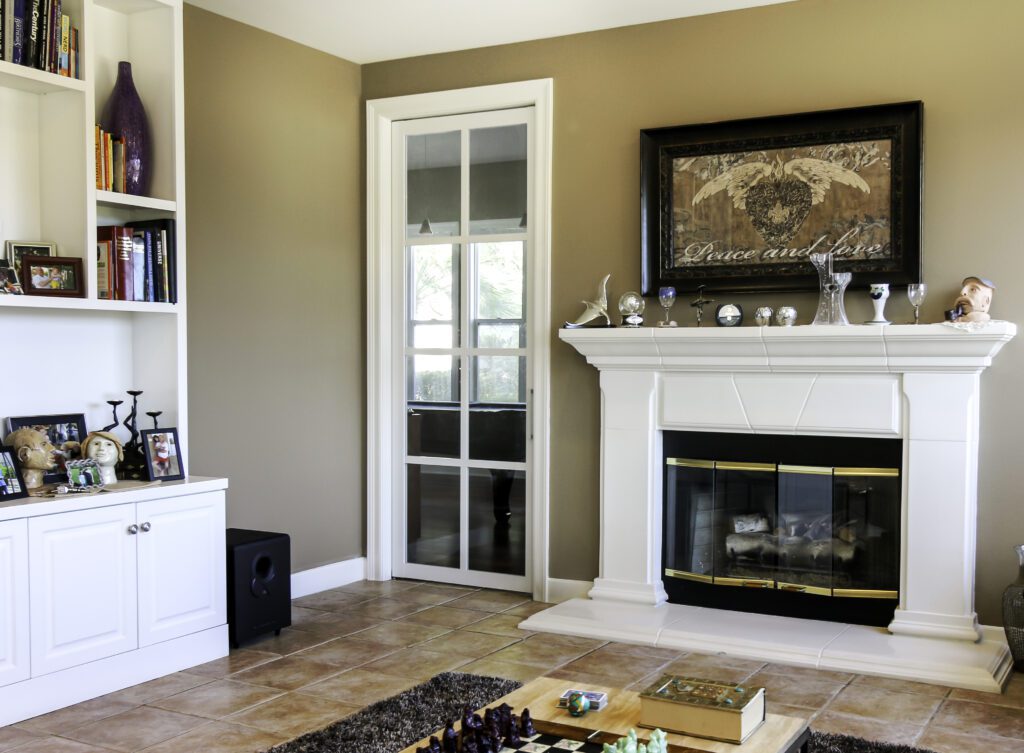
[[522, 322, 1017, 691]]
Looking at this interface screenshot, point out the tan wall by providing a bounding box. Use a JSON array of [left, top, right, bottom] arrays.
[[184, 6, 365, 571], [362, 0, 1024, 624]]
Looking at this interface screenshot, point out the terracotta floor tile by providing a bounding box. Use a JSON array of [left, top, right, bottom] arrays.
[[15, 696, 139, 735], [293, 636, 400, 668], [292, 588, 373, 612], [5, 739, 113, 753], [290, 605, 330, 628], [446, 590, 532, 613], [0, 727, 42, 752], [668, 652, 766, 674], [298, 612, 384, 638], [297, 668, 420, 706], [350, 621, 451, 647], [387, 585, 478, 607], [812, 710, 924, 746], [760, 662, 855, 684], [229, 655, 345, 691], [558, 649, 671, 686], [931, 698, 1024, 740], [227, 693, 359, 737], [63, 705, 207, 752], [149, 679, 284, 719], [765, 702, 818, 720], [346, 597, 431, 620], [600, 643, 682, 662], [101, 671, 214, 706], [484, 637, 594, 669], [188, 648, 281, 679], [461, 658, 549, 684], [918, 725, 1024, 753], [137, 720, 286, 753], [654, 657, 757, 685], [949, 671, 1024, 709], [851, 674, 951, 698], [419, 630, 520, 658], [545, 667, 631, 690], [399, 605, 491, 629], [746, 670, 844, 711], [361, 646, 474, 680], [826, 683, 943, 726], [336, 579, 422, 597], [463, 613, 535, 639], [241, 627, 335, 656], [501, 601, 555, 618]]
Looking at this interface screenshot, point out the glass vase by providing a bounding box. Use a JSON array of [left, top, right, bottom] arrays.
[[1003, 544, 1024, 670], [101, 61, 152, 196], [810, 252, 851, 326]]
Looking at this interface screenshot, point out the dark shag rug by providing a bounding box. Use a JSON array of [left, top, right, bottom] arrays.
[[264, 672, 937, 753]]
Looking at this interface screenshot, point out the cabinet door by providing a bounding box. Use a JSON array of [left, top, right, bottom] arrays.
[[29, 505, 138, 676], [0, 519, 29, 687], [137, 492, 226, 647]]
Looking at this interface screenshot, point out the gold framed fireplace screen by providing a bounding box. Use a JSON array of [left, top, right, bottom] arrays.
[[664, 458, 900, 600]]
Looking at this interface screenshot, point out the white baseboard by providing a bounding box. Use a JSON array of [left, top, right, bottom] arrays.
[[980, 624, 1009, 645], [291, 557, 366, 598], [545, 578, 592, 603]]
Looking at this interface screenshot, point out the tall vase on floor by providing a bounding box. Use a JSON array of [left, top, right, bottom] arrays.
[[101, 61, 151, 196], [1002, 544, 1024, 670]]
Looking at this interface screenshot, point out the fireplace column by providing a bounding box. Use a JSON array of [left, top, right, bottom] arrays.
[[588, 369, 669, 605]]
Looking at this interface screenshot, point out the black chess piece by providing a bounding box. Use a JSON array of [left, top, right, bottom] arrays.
[[476, 728, 493, 753], [462, 737, 479, 753], [471, 714, 484, 731], [102, 400, 123, 432], [504, 713, 521, 748], [483, 708, 495, 729], [488, 716, 502, 749], [520, 708, 536, 737], [462, 705, 475, 732], [442, 721, 458, 753], [428, 735, 442, 753], [496, 703, 513, 731]]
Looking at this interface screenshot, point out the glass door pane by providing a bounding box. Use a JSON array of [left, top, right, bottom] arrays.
[[407, 132, 461, 237], [470, 125, 527, 235]]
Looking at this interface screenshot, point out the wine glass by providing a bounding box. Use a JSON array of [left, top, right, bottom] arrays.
[[907, 283, 927, 324], [658, 286, 677, 327]]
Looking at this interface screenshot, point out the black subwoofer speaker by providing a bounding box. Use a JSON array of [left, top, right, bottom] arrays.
[[226, 528, 291, 647]]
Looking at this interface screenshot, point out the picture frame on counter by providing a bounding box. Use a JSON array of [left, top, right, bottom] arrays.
[[4, 241, 55, 274], [0, 446, 30, 501], [141, 427, 184, 481], [21, 255, 84, 298], [5, 414, 88, 484]]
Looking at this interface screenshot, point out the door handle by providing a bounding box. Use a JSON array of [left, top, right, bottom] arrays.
[[140, 522, 152, 533], [127, 524, 139, 535]]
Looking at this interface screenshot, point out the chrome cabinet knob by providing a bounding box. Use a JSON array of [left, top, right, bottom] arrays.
[[127, 524, 139, 535], [140, 522, 152, 533]]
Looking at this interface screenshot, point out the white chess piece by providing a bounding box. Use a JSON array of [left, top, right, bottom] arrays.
[[868, 283, 891, 325]]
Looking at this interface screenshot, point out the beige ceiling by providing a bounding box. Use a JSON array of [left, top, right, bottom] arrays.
[[185, 0, 796, 64]]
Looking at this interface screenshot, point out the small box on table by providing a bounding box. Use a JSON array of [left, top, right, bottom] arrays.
[[638, 674, 765, 744]]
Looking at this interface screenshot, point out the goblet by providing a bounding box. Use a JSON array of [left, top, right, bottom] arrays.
[[907, 283, 927, 324], [657, 286, 677, 327]]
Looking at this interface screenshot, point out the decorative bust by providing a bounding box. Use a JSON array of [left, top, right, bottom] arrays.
[[81, 431, 124, 485], [4, 427, 57, 489], [951, 276, 995, 323]]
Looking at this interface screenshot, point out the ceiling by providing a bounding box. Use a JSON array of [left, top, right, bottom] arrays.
[[185, 0, 796, 65]]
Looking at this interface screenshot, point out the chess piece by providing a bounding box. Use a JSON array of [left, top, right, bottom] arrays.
[[442, 721, 458, 753], [504, 713, 522, 748], [472, 714, 484, 731], [462, 737, 479, 753], [476, 728, 493, 753], [462, 705, 475, 733], [690, 284, 715, 327], [428, 736, 442, 753], [488, 716, 503, 750], [521, 708, 536, 737]]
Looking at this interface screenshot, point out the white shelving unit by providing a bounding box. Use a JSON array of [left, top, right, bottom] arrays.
[[0, 0, 188, 461]]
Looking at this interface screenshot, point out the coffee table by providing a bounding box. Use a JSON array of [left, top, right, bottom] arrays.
[[400, 676, 810, 753]]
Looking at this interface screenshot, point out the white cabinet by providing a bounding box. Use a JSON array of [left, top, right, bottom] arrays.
[[29, 505, 138, 676], [0, 520, 29, 688], [138, 493, 226, 647]]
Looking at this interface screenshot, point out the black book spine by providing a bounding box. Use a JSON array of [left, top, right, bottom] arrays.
[[24, 0, 38, 68], [11, 0, 23, 65], [1, 0, 6, 63]]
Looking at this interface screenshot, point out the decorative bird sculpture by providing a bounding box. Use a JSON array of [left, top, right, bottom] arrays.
[[692, 155, 870, 246], [565, 274, 611, 327]]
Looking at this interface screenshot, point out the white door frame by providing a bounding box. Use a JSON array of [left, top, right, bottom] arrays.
[[366, 79, 553, 600]]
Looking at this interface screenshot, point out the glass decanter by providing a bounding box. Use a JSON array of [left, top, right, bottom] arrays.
[[810, 252, 851, 326]]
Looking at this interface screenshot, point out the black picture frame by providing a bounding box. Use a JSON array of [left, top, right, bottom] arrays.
[[640, 101, 923, 295], [5, 413, 88, 485], [140, 427, 185, 482], [0, 446, 30, 501]]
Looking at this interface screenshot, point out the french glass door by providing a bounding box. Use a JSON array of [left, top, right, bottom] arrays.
[[391, 108, 533, 591]]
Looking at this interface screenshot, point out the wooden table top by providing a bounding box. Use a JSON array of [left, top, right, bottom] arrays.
[[399, 676, 808, 753]]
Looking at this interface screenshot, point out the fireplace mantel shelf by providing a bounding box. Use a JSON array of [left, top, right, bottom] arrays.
[[559, 321, 1016, 373]]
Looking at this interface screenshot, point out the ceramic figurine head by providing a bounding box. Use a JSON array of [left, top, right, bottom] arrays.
[[82, 431, 124, 485], [4, 427, 57, 489], [955, 276, 995, 322]]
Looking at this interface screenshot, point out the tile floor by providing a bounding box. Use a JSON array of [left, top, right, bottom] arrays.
[[3, 580, 1023, 753]]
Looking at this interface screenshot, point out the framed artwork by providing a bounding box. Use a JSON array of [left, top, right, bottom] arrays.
[[0, 266, 24, 295], [21, 255, 84, 298], [4, 241, 55, 272], [141, 428, 184, 481], [5, 414, 87, 484], [0, 446, 29, 501], [640, 101, 923, 294]]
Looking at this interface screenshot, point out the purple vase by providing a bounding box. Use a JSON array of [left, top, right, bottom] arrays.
[[101, 61, 151, 196]]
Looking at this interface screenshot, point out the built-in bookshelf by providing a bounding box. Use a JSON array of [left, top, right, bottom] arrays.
[[0, 0, 187, 458]]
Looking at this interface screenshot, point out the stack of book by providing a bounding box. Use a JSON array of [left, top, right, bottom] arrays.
[[0, 0, 80, 78], [96, 220, 177, 303], [95, 126, 127, 193]]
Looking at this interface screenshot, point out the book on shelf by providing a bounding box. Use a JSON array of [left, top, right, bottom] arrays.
[[95, 125, 127, 193], [96, 240, 112, 299], [1, 0, 77, 76], [637, 674, 766, 744], [97, 221, 176, 304], [132, 219, 177, 304]]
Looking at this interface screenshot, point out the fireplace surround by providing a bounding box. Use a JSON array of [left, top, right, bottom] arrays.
[[522, 322, 1016, 691]]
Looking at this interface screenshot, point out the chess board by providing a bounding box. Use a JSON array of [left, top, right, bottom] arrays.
[[496, 730, 600, 753]]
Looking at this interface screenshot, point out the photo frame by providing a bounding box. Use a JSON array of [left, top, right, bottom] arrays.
[[640, 101, 923, 294], [0, 265, 24, 295], [21, 255, 84, 298], [5, 414, 88, 484], [141, 427, 184, 481], [0, 446, 30, 501], [4, 241, 55, 273]]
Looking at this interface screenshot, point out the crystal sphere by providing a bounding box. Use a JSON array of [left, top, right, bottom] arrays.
[[618, 291, 646, 316]]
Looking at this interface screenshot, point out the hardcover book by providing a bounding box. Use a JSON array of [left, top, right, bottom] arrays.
[[96, 240, 111, 299], [12, 0, 24, 65], [131, 231, 145, 301], [98, 225, 133, 301], [638, 675, 766, 744], [132, 219, 176, 303]]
